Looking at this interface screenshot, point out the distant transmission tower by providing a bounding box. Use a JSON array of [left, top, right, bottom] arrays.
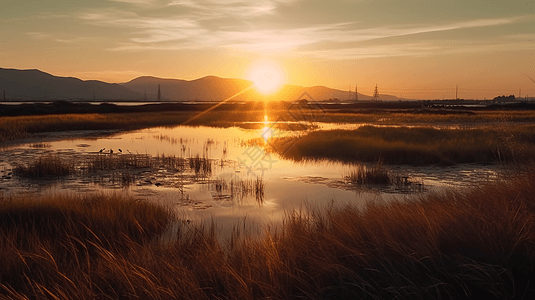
[[373, 84, 380, 101], [355, 84, 358, 101], [349, 84, 351, 101], [157, 84, 161, 101], [456, 85, 458, 100]]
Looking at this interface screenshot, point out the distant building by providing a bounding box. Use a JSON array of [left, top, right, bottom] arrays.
[[493, 95, 516, 102]]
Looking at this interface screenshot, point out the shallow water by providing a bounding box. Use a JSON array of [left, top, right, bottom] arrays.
[[0, 124, 502, 232]]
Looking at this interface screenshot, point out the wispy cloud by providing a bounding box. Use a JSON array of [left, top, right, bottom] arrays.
[[27, 32, 54, 40], [77, 0, 529, 60], [27, 31, 100, 44], [299, 39, 535, 61]]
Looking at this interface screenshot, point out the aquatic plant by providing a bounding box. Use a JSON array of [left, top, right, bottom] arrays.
[[28, 142, 51, 148], [189, 154, 212, 177], [344, 161, 391, 185], [13, 154, 75, 178], [211, 173, 265, 203]]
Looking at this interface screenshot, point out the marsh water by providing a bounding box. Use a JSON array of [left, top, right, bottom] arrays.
[[0, 123, 501, 231]]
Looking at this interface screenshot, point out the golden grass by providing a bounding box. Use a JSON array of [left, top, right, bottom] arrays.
[[1, 170, 535, 299], [0, 110, 269, 143], [271, 125, 535, 165], [0, 193, 173, 299], [316, 110, 535, 126], [3, 108, 535, 144]]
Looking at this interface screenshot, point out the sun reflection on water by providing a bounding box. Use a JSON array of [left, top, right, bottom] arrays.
[[262, 115, 271, 143]]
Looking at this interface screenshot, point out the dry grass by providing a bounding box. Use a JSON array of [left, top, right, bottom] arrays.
[[317, 110, 535, 126], [13, 153, 213, 184], [344, 161, 391, 184], [272, 125, 535, 165], [0, 193, 174, 299], [0, 170, 535, 299], [13, 154, 75, 178], [3, 108, 535, 144], [0, 110, 270, 143]]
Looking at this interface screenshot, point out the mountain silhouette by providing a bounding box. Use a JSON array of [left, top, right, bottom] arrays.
[[0, 67, 399, 102], [0, 67, 140, 100], [123, 75, 253, 101], [123, 75, 399, 102]]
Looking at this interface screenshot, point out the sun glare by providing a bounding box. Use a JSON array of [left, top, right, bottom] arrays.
[[247, 60, 285, 95]]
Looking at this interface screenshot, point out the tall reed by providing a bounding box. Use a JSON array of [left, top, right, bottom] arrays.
[[344, 161, 391, 184], [13, 154, 75, 178]]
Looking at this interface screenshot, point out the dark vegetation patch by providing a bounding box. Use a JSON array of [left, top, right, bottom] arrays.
[[271, 125, 535, 165]]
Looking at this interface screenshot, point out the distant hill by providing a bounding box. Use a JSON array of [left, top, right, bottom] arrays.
[[0, 67, 399, 102], [123, 76, 399, 102], [122, 75, 253, 101], [0, 68, 140, 100]]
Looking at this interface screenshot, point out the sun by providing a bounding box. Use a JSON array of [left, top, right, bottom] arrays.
[[247, 60, 285, 95]]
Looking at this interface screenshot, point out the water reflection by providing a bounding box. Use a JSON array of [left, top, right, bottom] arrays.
[[0, 124, 503, 229]]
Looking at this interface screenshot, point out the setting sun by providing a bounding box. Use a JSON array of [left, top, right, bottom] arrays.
[[3, 1, 535, 298], [247, 60, 285, 95]]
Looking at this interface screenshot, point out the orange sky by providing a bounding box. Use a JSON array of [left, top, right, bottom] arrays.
[[1, 0, 535, 99]]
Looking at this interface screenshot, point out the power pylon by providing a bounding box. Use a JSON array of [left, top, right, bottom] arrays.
[[157, 84, 161, 101], [372, 84, 380, 101]]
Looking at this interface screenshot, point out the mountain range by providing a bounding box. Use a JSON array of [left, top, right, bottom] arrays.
[[0, 67, 399, 102]]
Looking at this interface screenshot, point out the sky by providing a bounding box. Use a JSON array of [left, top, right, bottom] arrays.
[[1, 0, 535, 99]]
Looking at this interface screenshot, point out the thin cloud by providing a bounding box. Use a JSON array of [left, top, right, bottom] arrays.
[[299, 38, 535, 60], [78, 0, 528, 61], [27, 32, 54, 40]]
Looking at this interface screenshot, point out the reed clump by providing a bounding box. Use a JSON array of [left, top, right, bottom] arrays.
[[344, 161, 422, 192], [13, 154, 75, 178], [85, 153, 153, 171], [273, 125, 535, 165], [189, 154, 212, 177], [28, 142, 51, 148], [344, 161, 391, 184], [14, 153, 210, 185], [212, 174, 265, 203]]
